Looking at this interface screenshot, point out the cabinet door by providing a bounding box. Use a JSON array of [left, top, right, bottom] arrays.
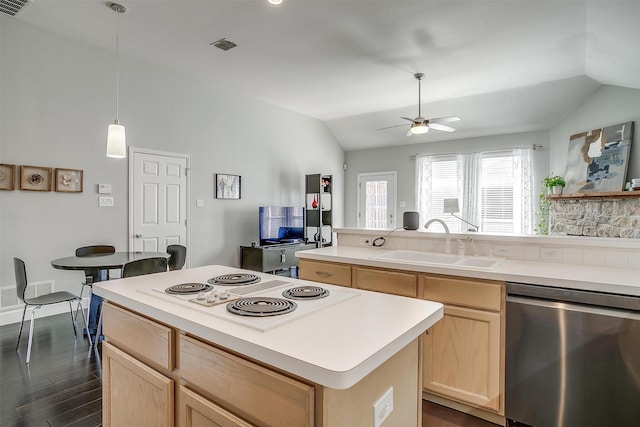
[[179, 386, 253, 427], [103, 342, 174, 427], [423, 305, 501, 413], [352, 267, 417, 297]]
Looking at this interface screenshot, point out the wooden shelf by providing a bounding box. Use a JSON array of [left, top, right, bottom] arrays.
[[547, 191, 640, 199]]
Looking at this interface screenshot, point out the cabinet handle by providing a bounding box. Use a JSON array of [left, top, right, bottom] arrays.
[[281, 254, 286, 263], [315, 271, 332, 278]]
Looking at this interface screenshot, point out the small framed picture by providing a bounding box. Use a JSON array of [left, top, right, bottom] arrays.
[[216, 173, 241, 199], [55, 168, 83, 192], [0, 164, 16, 191], [20, 165, 52, 191]]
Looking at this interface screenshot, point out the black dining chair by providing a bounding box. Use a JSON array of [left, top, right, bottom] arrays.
[[122, 257, 168, 278], [74, 245, 115, 323], [167, 244, 186, 271], [94, 257, 168, 345], [14, 257, 91, 363]]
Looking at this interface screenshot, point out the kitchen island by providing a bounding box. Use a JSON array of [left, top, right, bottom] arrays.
[[93, 264, 443, 427]]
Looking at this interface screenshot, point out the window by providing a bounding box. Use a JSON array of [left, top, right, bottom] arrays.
[[416, 149, 533, 234]]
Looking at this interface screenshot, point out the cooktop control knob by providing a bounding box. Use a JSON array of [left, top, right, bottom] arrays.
[[197, 292, 206, 300]]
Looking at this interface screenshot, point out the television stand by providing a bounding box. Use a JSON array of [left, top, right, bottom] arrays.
[[240, 242, 317, 274]]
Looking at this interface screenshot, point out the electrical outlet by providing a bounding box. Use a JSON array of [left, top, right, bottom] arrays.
[[372, 387, 393, 427], [541, 247, 562, 261], [399, 201, 406, 208]]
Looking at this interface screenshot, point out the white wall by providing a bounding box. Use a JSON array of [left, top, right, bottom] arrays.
[[549, 85, 640, 180], [0, 17, 344, 296], [344, 84, 640, 229], [343, 131, 549, 227]]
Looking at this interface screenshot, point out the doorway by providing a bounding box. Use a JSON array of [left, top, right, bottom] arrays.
[[357, 172, 397, 229], [129, 148, 190, 262]]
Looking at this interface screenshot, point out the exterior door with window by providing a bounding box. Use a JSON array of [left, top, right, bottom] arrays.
[[130, 149, 189, 255], [357, 172, 397, 229]]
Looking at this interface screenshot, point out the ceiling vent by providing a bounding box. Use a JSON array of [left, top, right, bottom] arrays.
[[211, 38, 237, 51], [0, 0, 32, 17]]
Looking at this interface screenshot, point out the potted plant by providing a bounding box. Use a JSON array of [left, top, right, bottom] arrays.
[[543, 174, 566, 195]]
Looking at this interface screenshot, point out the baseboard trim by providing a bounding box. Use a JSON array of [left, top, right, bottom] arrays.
[[0, 298, 89, 326], [422, 392, 506, 426]]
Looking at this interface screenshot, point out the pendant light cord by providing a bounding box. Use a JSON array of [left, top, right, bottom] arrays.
[[114, 10, 120, 124]]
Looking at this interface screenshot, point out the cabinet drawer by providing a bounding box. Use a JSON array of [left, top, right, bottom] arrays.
[[103, 302, 175, 372], [179, 335, 314, 427], [179, 386, 253, 427], [299, 259, 351, 287], [420, 275, 503, 312], [352, 267, 417, 297]]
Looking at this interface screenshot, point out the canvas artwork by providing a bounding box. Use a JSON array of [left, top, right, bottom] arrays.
[[216, 174, 241, 199], [563, 121, 634, 194]]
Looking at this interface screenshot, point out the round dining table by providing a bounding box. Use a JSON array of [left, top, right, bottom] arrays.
[[51, 251, 169, 272], [51, 251, 169, 344]]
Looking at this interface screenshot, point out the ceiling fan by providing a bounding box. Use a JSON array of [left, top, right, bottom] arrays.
[[377, 73, 460, 136]]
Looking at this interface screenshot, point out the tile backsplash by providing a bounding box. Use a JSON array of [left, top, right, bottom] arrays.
[[335, 228, 640, 270]]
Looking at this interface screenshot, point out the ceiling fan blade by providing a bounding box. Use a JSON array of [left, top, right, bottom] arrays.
[[428, 123, 456, 132], [428, 116, 461, 124], [400, 117, 415, 122], [376, 124, 409, 131], [406, 128, 414, 137]]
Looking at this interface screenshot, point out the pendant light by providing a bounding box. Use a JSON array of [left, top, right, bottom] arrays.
[[106, 3, 126, 158]]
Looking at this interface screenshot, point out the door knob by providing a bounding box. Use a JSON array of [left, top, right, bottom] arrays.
[[134, 234, 142, 238]]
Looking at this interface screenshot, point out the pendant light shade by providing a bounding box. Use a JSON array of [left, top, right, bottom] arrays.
[[106, 3, 126, 158], [106, 122, 126, 158]]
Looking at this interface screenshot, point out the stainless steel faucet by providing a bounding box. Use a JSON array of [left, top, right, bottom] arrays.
[[424, 218, 451, 253]]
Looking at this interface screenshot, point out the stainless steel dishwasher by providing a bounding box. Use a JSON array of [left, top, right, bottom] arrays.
[[506, 282, 640, 427]]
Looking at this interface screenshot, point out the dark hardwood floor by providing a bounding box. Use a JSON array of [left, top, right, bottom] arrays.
[[1, 313, 498, 427]]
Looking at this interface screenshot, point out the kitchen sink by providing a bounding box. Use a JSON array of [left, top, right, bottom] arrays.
[[371, 250, 504, 269]]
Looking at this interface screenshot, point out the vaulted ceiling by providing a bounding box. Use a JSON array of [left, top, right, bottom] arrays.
[[9, 0, 640, 150]]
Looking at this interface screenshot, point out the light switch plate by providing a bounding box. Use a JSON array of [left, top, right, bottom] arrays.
[[99, 196, 114, 207], [196, 199, 204, 208], [98, 184, 112, 194]]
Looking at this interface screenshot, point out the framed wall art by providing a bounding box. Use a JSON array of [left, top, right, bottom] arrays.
[[563, 121, 634, 194], [0, 164, 16, 191], [20, 165, 52, 191], [55, 168, 83, 192], [216, 173, 241, 199]]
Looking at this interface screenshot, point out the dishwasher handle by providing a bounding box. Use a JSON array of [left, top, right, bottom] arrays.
[[507, 295, 640, 320], [506, 282, 640, 312]]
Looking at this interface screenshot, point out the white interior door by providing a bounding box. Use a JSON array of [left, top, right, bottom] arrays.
[[129, 149, 189, 257], [357, 172, 397, 229]]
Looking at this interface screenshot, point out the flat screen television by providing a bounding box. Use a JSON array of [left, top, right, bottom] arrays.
[[259, 206, 305, 246]]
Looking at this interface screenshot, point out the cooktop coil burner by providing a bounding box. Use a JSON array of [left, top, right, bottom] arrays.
[[165, 283, 213, 295], [207, 273, 261, 286], [282, 286, 330, 300], [226, 297, 297, 317]]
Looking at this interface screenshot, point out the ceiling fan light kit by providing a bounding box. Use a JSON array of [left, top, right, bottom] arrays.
[[377, 72, 460, 137]]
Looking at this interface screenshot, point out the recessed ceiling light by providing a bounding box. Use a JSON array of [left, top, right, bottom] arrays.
[[269, 0, 283, 5]]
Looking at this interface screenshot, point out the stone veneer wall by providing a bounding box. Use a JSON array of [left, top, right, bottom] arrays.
[[550, 198, 640, 238]]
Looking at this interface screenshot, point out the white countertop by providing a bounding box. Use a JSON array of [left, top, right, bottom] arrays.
[[93, 265, 443, 390], [296, 246, 640, 297]]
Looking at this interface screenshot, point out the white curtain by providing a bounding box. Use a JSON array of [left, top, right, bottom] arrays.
[[416, 147, 534, 234]]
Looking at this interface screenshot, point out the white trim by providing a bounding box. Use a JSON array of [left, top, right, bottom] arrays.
[[128, 146, 191, 268], [0, 298, 89, 326]]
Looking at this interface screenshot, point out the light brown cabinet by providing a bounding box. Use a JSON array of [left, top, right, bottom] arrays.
[[179, 386, 253, 427], [103, 341, 174, 426], [102, 301, 424, 427], [421, 275, 504, 415], [299, 258, 506, 418], [299, 259, 352, 286]]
